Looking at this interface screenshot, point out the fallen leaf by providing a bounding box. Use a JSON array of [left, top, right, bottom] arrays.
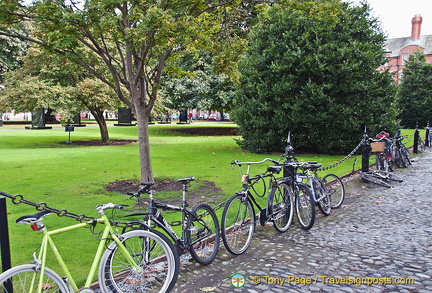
[[200, 287, 217, 292]]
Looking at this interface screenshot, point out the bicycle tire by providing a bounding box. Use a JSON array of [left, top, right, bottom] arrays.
[[361, 173, 391, 188], [322, 174, 345, 209], [187, 203, 220, 265], [381, 154, 394, 172], [99, 230, 178, 293], [124, 227, 180, 292], [418, 138, 426, 153], [386, 156, 395, 172], [375, 153, 383, 171], [0, 264, 69, 293], [221, 194, 255, 255], [295, 183, 315, 230], [313, 180, 331, 216], [400, 147, 412, 166], [394, 148, 405, 168], [268, 182, 294, 233], [392, 147, 402, 168]]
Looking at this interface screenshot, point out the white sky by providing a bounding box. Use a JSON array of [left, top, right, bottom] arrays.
[[346, 0, 432, 38]]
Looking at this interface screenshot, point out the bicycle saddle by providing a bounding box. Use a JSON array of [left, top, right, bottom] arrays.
[[267, 166, 282, 173], [177, 176, 194, 183], [16, 210, 52, 225], [304, 163, 322, 170]]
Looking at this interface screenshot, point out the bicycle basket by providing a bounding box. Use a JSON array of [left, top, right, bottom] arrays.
[[370, 142, 385, 153]]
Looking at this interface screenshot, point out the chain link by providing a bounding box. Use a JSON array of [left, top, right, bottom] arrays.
[[317, 137, 366, 172], [0, 136, 373, 218], [0, 191, 135, 229]]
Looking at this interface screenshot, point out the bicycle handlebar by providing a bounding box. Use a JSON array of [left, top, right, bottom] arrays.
[[231, 158, 279, 166]]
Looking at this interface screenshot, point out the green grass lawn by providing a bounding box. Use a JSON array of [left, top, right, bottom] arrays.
[[0, 121, 418, 285]]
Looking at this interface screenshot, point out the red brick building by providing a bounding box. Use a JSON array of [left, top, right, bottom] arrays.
[[380, 15, 432, 82]]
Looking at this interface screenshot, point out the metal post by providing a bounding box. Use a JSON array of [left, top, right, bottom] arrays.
[[425, 122, 430, 147], [362, 139, 370, 172], [414, 126, 419, 154], [0, 196, 12, 274]]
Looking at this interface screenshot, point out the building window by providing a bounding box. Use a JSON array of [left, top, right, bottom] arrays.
[[402, 53, 410, 65]]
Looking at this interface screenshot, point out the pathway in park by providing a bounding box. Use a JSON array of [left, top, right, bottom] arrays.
[[173, 151, 432, 293]]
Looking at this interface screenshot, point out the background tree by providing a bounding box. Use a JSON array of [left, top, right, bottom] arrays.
[[0, 47, 122, 141], [0, 24, 29, 83], [0, 0, 247, 181], [232, 0, 398, 154], [397, 51, 432, 129], [162, 52, 236, 119]]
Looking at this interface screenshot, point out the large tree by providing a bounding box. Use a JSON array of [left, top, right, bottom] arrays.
[[0, 24, 29, 83], [232, 0, 398, 154], [397, 51, 432, 129], [0, 0, 246, 181], [162, 52, 236, 119], [0, 47, 123, 142]]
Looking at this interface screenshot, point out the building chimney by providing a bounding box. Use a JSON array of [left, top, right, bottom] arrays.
[[411, 14, 423, 40]]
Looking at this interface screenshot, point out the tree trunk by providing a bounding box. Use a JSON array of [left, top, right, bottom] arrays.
[[89, 106, 109, 142], [134, 105, 153, 182]]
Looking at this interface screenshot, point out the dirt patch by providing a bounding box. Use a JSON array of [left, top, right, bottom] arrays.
[[105, 179, 225, 207], [63, 139, 137, 146], [64, 127, 237, 146]]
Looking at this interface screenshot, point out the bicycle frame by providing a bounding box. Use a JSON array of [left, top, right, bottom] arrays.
[[32, 213, 141, 292], [297, 169, 327, 203], [147, 200, 192, 250], [141, 182, 207, 251], [232, 158, 281, 224]]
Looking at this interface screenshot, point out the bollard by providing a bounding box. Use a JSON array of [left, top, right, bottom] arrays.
[[413, 127, 419, 154], [425, 123, 430, 147], [0, 196, 12, 275], [361, 140, 370, 172]]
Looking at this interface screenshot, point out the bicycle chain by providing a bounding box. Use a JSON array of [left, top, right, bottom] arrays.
[[0, 191, 135, 229]]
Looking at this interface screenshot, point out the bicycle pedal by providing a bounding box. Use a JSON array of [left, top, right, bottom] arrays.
[[265, 222, 273, 227]]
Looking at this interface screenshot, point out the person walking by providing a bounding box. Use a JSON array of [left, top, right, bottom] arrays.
[[188, 111, 193, 123]]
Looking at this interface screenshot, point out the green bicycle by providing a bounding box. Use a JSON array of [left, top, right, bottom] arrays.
[[0, 193, 178, 293]]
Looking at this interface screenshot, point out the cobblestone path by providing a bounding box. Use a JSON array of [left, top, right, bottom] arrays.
[[173, 151, 432, 293]]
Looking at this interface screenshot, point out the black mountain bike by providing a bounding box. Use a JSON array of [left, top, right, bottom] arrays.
[[125, 177, 220, 265], [392, 132, 412, 168], [221, 158, 294, 255]]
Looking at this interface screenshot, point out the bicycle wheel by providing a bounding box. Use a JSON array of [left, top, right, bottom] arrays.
[[400, 146, 412, 166], [418, 138, 426, 153], [187, 203, 220, 265], [221, 194, 255, 255], [375, 153, 385, 171], [361, 173, 391, 188], [294, 183, 315, 230], [386, 156, 395, 172], [393, 148, 405, 168], [313, 180, 331, 216], [0, 264, 69, 293], [322, 174, 345, 209], [129, 227, 180, 292], [392, 147, 402, 168], [268, 182, 294, 233], [99, 230, 178, 293]]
